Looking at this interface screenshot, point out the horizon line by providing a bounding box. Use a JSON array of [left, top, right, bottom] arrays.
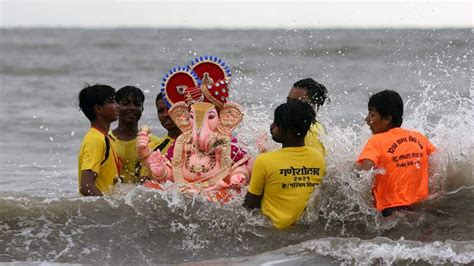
[[1, 25, 471, 30]]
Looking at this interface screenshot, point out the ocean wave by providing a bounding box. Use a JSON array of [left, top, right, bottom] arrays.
[[0, 64, 71, 76], [201, 237, 474, 265], [1, 182, 473, 263], [0, 42, 64, 52], [0, 188, 278, 263], [297, 46, 365, 58], [293, 237, 474, 265], [94, 40, 123, 49]]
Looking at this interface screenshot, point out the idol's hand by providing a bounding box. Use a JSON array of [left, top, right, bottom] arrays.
[[147, 151, 167, 179], [137, 130, 151, 159], [256, 132, 269, 153], [229, 172, 248, 188]]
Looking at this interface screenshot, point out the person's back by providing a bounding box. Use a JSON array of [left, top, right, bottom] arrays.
[[252, 146, 325, 229], [357, 90, 436, 216], [78, 84, 120, 196], [244, 101, 326, 229], [359, 128, 435, 212]]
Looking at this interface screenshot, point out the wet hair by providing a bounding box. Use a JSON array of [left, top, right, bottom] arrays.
[[293, 78, 328, 109], [368, 90, 404, 127], [78, 84, 116, 122], [115, 86, 144, 104], [274, 100, 316, 138], [155, 92, 165, 103]]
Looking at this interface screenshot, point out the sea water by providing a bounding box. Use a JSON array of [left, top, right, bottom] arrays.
[[0, 28, 472, 264]]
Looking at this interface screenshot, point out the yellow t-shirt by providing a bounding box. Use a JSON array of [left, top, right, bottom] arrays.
[[78, 128, 120, 195], [110, 131, 159, 184], [149, 135, 175, 155], [248, 146, 326, 229], [304, 122, 326, 156]]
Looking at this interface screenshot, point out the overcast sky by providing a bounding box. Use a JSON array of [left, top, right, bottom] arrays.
[[0, 0, 472, 29]]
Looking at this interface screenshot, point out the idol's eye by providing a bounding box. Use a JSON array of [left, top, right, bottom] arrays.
[[208, 110, 218, 119]]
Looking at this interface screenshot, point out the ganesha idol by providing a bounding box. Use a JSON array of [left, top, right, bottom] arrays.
[[137, 56, 252, 203]]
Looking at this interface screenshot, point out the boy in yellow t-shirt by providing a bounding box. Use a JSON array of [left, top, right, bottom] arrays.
[[111, 86, 160, 183], [244, 101, 326, 229], [78, 84, 120, 196]]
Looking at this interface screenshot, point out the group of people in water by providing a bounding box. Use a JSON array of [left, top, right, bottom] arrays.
[[77, 57, 436, 230]]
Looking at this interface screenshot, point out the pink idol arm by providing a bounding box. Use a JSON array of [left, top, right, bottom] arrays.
[[256, 132, 269, 153], [137, 131, 151, 159], [228, 166, 250, 187]]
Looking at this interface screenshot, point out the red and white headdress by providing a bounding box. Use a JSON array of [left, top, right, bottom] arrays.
[[189, 55, 232, 109], [160, 65, 202, 108], [160, 55, 232, 109]]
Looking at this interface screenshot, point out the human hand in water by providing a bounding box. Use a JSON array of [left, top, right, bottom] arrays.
[[137, 126, 151, 159]]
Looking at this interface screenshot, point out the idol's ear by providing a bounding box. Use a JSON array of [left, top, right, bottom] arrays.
[[217, 101, 244, 135], [168, 101, 192, 133]]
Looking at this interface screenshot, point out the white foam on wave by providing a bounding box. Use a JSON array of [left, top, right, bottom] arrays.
[[296, 237, 474, 264]]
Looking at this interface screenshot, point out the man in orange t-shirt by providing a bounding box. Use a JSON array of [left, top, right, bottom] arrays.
[[357, 90, 436, 217]]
